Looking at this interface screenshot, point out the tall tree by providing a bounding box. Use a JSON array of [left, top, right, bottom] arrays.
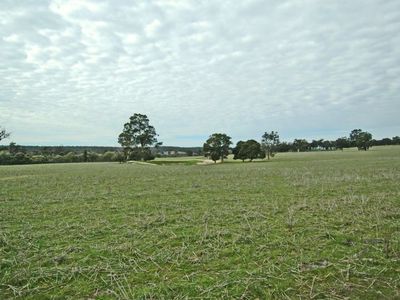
[[118, 114, 161, 161], [349, 129, 362, 147], [0, 127, 10, 141], [261, 131, 280, 159], [349, 129, 372, 151], [203, 133, 232, 163]]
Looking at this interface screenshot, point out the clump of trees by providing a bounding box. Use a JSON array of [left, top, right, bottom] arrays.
[[285, 129, 374, 152], [233, 140, 265, 161], [118, 113, 161, 161], [349, 129, 372, 150], [201, 128, 400, 164], [203, 133, 232, 163]]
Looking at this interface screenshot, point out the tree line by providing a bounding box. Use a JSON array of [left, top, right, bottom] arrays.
[[202, 129, 400, 163], [1, 119, 399, 165]]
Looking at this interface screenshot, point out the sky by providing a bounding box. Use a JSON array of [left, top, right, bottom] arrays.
[[1, 0, 399, 146]]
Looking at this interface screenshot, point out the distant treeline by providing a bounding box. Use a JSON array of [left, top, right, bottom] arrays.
[[0, 144, 203, 165], [275, 136, 400, 152], [0, 136, 398, 165], [11, 145, 121, 154]]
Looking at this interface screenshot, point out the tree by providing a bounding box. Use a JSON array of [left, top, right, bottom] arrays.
[[356, 132, 372, 151], [9, 142, 21, 154], [203, 133, 232, 163], [392, 136, 400, 145], [118, 114, 161, 161], [349, 129, 372, 151], [349, 129, 362, 147], [310, 140, 319, 150], [293, 139, 309, 152], [261, 131, 280, 159], [233, 141, 247, 162], [335, 137, 349, 151], [83, 150, 88, 162], [322, 140, 333, 151], [233, 140, 264, 162], [0, 127, 10, 141]]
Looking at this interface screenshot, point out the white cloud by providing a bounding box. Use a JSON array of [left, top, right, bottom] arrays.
[[144, 19, 162, 37], [0, 0, 400, 146]]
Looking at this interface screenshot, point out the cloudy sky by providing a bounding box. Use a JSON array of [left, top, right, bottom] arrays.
[[1, 0, 399, 146]]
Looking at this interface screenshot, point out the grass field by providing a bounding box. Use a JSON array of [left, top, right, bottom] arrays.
[[1, 146, 400, 299]]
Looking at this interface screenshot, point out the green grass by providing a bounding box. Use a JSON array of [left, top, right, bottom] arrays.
[[1, 146, 400, 299]]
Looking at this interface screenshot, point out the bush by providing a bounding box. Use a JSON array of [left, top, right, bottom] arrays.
[[128, 148, 155, 161], [101, 151, 115, 162], [12, 152, 31, 164], [31, 155, 48, 164], [64, 152, 82, 163], [0, 151, 12, 165], [86, 152, 99, 162], [113, 152, 125, 163]]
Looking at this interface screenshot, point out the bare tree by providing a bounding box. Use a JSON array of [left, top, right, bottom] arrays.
[[0, 127, 10, 141]]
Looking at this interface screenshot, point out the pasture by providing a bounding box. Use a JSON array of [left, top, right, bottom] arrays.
[[1, 147, 400, 298]]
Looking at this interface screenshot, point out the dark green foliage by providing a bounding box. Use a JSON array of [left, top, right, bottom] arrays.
[[128, 148, 155, 161], [293, 139, 309, 152], [210, 151, 220, 163], [118, 113, 161, 161], [203, 133, 232, 163], [350, 129, 373, 150], [350, 129, 363, 146], [335, 137, 349, 150], [276, 141, 292, 152], [233, 140, 264, 161], [232, 141, 246, 161]]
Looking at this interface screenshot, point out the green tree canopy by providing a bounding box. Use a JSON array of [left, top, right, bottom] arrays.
[[293, 139, 309, 152], [203, 133, 232, 163], [335, 137, 349, 150], [233, 140, 265, 162], [349, 129, 372, 151], [118, 114, 161, 161]]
